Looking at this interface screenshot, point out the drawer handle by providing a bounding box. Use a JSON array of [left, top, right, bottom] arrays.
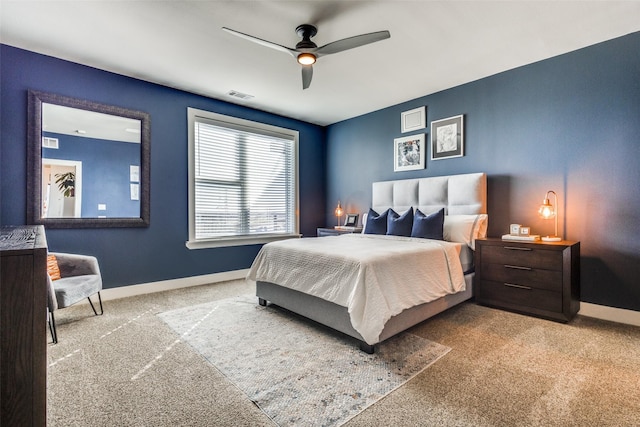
[[504, 264, 532, 271], [504, 283, 532, 290], [503, 246, 533, 251]]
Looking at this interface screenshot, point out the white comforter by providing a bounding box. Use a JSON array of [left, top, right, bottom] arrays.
[[247, 233, 465, 345]]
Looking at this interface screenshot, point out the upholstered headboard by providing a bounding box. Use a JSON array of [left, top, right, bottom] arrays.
[[371, 172, 487, 215]]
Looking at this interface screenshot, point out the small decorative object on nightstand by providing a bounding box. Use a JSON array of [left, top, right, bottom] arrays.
[[475, 237, 580, 323], [342, 213, 359, 228], [502, 223, 540, 241]]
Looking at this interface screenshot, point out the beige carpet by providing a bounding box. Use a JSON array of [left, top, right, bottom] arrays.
[[47, 279, 640, 426]]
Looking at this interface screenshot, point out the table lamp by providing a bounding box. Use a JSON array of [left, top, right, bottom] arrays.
[[334, 201, 343, 227], [538, 190, 562, 241]]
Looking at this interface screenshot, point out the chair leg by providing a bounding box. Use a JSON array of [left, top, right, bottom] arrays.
[[88, 292, 104, 316], [48, 310, 58, 344]]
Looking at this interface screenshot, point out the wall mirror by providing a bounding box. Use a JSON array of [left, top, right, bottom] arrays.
[[27, 90, 150, 228]]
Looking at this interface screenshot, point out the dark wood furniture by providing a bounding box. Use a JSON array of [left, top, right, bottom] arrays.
[[1, 225, 48, 426], [475, 237, 580, 322], [317, 227, 363, 237]]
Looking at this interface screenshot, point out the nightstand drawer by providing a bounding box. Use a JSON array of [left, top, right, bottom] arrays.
[[478, 280, 563, 313], [482, 244, 562, 271], [481, 263, 563, 292]]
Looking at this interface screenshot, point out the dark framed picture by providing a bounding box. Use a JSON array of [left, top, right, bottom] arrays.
[[344, 214, 359, 227], [431, 115, 464, 160], [394, 134, 425, 172]]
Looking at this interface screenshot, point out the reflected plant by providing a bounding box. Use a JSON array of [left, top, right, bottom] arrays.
[[54, 172, 75, 197]]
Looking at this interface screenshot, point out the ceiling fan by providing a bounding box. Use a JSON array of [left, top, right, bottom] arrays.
[[222, 24, 390, 89]]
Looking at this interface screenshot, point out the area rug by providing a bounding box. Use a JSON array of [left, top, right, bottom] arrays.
[[158, 295, 450, 427]]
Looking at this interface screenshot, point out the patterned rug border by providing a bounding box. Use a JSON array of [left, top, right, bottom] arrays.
[[341, 342, 451, 426], [159, 295, 451, 427]]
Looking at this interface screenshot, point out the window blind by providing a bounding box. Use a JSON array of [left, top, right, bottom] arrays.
[[192, 117, 296, 240]]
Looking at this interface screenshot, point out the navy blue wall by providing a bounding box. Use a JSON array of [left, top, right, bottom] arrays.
[[3, 32, 639, 312], [326, 32, 640, 312], [43, 132, 140, 217], [1, 45, 326, 288]]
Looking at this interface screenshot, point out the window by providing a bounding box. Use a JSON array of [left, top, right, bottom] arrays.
[[187, 108, 299, 249]]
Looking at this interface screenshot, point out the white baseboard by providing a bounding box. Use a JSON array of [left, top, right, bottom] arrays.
[[579, 302, 640, 327], [89, 275, 640, 329], [97, 269, 250, 302]]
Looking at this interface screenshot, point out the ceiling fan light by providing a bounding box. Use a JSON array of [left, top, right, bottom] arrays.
[[297, 53, 316, 65]]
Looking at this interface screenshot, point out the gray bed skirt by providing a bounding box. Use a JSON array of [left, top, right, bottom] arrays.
[[256, 274, 474, 353]]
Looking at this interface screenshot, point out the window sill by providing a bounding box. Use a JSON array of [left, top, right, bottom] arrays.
[[185, 233, 301, 249]]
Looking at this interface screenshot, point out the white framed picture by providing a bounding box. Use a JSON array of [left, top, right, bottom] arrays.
[[394, 134, 425, 172], [431, 114, 464, 160], [401, 106, 426, 133]]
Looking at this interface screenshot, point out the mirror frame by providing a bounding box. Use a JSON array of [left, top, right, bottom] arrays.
[[27, 90, 150, 228]]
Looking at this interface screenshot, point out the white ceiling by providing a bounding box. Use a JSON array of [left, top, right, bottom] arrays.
[[43, 103, 141, 143], [2, 1, 639, 126]]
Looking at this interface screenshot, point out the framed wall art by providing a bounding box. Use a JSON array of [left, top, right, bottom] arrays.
[[431, 114, 464, 160], [401, 106, 426, 133], [394, 134, 425, 172]]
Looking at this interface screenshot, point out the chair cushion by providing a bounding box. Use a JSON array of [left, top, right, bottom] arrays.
[[54, 253, 100, 277], [53, 275, 102, 308]]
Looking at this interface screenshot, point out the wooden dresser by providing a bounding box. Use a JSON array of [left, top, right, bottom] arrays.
[[1, 225, 48, 426], [475, 237, 580, 322]]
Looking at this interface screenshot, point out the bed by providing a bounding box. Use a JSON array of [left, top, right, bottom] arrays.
[[247, 172, 487, 353]]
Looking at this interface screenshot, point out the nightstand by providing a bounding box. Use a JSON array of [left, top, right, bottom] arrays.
[[474, 237, 580, 322], [317, 227, 363, 237]]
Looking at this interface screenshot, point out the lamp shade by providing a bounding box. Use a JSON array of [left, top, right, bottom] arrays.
[[297, 53, 316, 65], [335, 201, 343, 227], [538, 198, 556, 219], [538, 190, 561, 241]]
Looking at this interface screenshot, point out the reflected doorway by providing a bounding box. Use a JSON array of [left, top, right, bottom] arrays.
[[42, 159, 82, 218]]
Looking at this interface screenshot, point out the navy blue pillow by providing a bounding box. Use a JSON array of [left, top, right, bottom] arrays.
[[387, 208, 414, 237], [411, 208, 445, 240], [364, 208, 388, 235]]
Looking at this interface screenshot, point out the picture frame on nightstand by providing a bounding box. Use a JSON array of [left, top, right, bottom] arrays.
[[344, 214, 359, 227]]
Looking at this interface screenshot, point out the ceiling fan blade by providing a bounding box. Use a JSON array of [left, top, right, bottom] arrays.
[[315, 30, 390, 56], [301, 65, 313, 90], [222, 27, 297, 57]]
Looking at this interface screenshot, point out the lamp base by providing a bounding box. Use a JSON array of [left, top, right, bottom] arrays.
[[541, 236, 562, 242]]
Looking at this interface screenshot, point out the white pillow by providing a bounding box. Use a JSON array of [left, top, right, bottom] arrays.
[[443, 214, 488, 250]]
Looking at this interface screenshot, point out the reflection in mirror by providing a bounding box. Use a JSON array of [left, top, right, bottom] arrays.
[[41, 104, 141, 219], [28, 91, 150, 228]]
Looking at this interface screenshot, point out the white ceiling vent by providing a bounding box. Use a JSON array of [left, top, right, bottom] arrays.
[[227, 90, 254, 101], [42, 136, 59, 149]]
